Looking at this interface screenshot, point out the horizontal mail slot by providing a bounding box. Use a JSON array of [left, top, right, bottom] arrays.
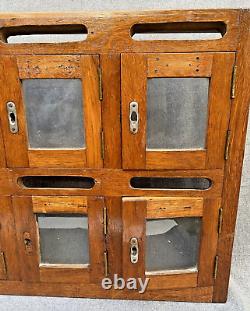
[[130, 177, 211, 190], [19, 176, 95, 189], [1, 24, 88, 43], [131, 21, 226, 41]]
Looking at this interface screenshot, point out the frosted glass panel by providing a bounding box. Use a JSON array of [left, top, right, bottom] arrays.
[[38, 214, 89, 265], [147, 78, 209, 150], [23, 79, 85, 149], [146, 217, 201, 272]]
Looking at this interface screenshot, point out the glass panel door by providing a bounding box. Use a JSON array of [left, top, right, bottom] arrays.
[[122, 52, 235, 169], [0, 55, 102, 168], [122, 197, 220, 290], [12, 196, 105, 284]]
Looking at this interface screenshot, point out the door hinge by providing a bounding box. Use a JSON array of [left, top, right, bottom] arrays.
[[103, 206, 107, 235], [218, 208, 223, 234], [98, 66, 103, 101], [0, 252, 7, 279], [224, 130, 231, 160], [104, 250, 108, 277], [231, 65, 237, 99], [213, 255, 219, 279], [100, 130, 105, 160]]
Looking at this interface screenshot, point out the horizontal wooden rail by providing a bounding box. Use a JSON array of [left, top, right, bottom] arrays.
[[0, 9, 243, 54]]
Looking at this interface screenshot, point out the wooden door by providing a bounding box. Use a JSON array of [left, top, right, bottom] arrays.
[[122, 52, 235, 169], [12, 196, 105, 284], [122, 196, 220, 290], [0, 55, 102, 168]]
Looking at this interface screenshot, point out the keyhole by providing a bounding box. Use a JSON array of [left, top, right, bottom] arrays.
[[9, 112, 16, 124], [131, 245, 137, 256], [24, 238, 32, 246], [131, 111, 137, 122]]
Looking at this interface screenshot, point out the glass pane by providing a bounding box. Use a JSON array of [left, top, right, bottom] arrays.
[[147, 78, 209, 150], [23, 79, 85, 149], [146, 217, 201, 272], [38, 214, 89, 265]]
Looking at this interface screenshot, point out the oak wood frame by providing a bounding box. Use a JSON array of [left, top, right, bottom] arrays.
[[121, 52, 235, 170], [0, 54, 103, 168], [122, 197, 220, 290], [12, 195, 106, 284], [0, 9, 248, 303]]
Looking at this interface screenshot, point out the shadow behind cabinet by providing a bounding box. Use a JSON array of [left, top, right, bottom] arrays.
[[0, 9, 249, 303]]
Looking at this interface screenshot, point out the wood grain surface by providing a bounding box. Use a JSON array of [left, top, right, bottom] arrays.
[[0, 9, 248, 302]]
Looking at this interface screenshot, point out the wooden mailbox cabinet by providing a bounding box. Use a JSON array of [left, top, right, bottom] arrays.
[[0, 9, 249, 303]]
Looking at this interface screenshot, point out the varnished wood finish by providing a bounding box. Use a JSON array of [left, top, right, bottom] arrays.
[[0, 54, 102, 169], [147, 53, 213, 77], [147, 273, 198, 290], [87, 196, 106, 283], [0, 9, 248, 302], [28, 149, 87, 168], [0, 280, 214, 302], [198, 199, 221, 287], [122, 53, 147, 169], [0, 252, 7, 280], [0, 197, 20, 280], [13, 195, 105, 284], [105, 197, 123, 277], [101, 54, 122, 168], [146, 150, 206, 170], [123, 196, 219, 290], [122, 199, 146, 279], [32, 196, 88, 214], [40, 266, 90, 283], [143, 197, 204, 218], [17, 55, 82, 79], [0, 10, 240, 54], [0, 56, 29, 167], [82, 55, 103, 169], [122, 52, 234, 170], [213, 10, 250, 303], [0, 123, 6, 167], [12, 196, 40, 282], [2, 168, 223, 198], [205, 53, 235, 169]]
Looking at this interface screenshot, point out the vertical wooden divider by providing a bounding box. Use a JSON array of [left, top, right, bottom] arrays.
[[0, 197, 20, 280], [82, 55, 103, 168], [12, 196, 40, 282], [105, 197, 122, 278], [198, 198, 221, 286], [213, 10, 250, 302], [88, 196, 106, 283], [101, 54, 122, 168], [122, 199, 146, 279], [206, 53, 235, 169], [0, 124, 6, 167], [0, 56, 29, 167], [121, 54, 147, 169]]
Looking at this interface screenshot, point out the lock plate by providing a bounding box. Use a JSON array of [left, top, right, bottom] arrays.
[[23, 232, 33, 254], [130, 237, 139, 264], [129, 101, 139, 134], [6, 101, 18, 134]]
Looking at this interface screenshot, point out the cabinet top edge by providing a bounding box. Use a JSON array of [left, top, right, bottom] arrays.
[[0, 9, 245, 19]]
